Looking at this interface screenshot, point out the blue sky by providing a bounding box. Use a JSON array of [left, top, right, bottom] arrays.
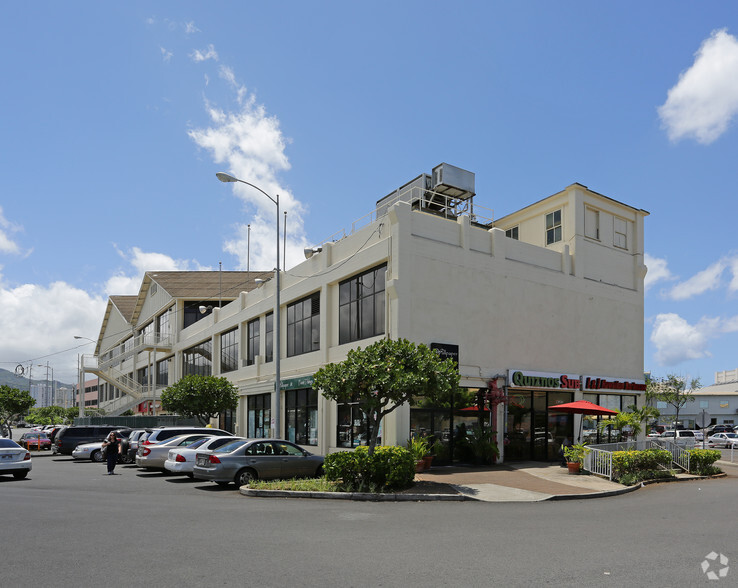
[[1, 2, 737, 385]]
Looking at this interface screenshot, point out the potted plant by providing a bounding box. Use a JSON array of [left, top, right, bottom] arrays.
[[407, 437, 430, 473], [563, 443, 590, 474]]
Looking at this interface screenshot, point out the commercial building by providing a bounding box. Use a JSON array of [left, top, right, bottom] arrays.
[[656, 369, 738, 429], [85, 164, 648, 462]]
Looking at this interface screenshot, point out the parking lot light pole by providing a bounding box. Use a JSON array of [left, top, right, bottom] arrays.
[[216, 172, 281, 438]]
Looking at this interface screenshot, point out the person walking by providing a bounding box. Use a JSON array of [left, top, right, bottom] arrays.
[[102, 431, 122, 475]]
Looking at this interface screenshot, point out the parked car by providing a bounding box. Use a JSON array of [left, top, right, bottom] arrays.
[[657, 430, 696, 446], [136, 434, 217, 470], [121, 429, 148, 463], [707, 433, 738, 448], [193, 439, 324, 487], [54, 425, 131, 456], [17, 432, 52, 450], [47, 425, 67, 443], [164, 436, 246, 477], [140, 426, 232, 446], [0, 438, 32, 479]]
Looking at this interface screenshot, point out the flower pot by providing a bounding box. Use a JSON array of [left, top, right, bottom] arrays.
[[415, 460, 426, 473], [567, 462, 581, 475], [422, 455, 434, 470]]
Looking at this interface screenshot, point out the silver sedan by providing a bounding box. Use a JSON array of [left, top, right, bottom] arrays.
[[164, 436, 246, 477], [136, 434, 216, 470], [193, 439, 324, 487], [0, 438, 32, 480]]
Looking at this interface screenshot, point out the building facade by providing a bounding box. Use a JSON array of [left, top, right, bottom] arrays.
[[87, 164, 649, 462], [656, 369, 738, 429]]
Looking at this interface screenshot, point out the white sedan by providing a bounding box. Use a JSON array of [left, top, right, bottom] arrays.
[[708, 433, 738, 448], [165, 436, 246, 477], [0, 438, 32, 480]]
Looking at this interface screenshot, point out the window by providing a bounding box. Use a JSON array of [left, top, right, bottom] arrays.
[[584, 207, 599, 240], [183, 301, 213, 329], [285, 389, 318, 446], [545, 210, 562, 245], [337, 395, 381, 448], [156, 358, 168, 387], [220, 328, 238, 373], [614, 217, 627, 249], [246, 318, 260, 366], [183, 339, 212, 376], [505, 226, 519, 240], [287, 293, 320, 357], [137, 321, 154, 340], [265, 312, 274, 363], [248, 393, 271, 438], [137, 366, 149, 388], [156, 307, 172, 339], [339, 264, 386, 344]]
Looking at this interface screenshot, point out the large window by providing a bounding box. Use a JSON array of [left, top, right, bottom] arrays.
[[545, 209, 562, 245], [247, 393, 271, 438], [265, 312, 274, 363], [246, 318, 260, 366], [156, 307, 172, 339], [183, 339, 212, 376], [220, 328, 238, 373], [285, 389, 318, 446], [614, 217, 628, 249], [156, 358, 169, 387], [584, 207, 599, 240], [337, 395, 381, 448], [137, 366, 149, 389], [287, 293, 320, 357], [339, 264, 386, 344], [183, 301, 213, 329]]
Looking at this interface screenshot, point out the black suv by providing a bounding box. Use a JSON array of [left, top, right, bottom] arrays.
[[54, 425, 132, 456]]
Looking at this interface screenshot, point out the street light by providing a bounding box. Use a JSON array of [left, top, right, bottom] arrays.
[[216, 172, 282, 438], [74, 335, 96, 418]]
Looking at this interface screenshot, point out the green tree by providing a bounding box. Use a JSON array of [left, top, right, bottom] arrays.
[[0, 385, 37, 440], [312, 338, 460, 454], [161, 375, 238, 426], [27, 405, 68, 426], [649, 374, 699, 430]]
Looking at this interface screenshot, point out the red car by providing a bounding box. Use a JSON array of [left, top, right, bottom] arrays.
[[18, 432, 52, 450]]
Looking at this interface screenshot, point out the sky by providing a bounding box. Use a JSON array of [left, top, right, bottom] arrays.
[[1, 2, 737, 386]]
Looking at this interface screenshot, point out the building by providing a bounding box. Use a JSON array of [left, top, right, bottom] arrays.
[[86, 164, 648, 462], [656, 369, 738, 429]]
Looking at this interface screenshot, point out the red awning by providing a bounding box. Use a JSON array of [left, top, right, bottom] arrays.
[[547, 400, 618, 416]]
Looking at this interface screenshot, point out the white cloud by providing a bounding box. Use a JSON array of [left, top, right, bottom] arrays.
[[644, 253, 674, 291], [650, 313, 713, 365], [104, 246, 206, 295], [184, 21, 200, 34], [728, 257, 738, 293], [190, 44, 219, 63], [668, 259, 726, 300], [160, 47, 173, 63], [0, 206, 21, 254], [219, 65, 247, 105], [658, 29, 738, 144], [188, 77, 309, 271]]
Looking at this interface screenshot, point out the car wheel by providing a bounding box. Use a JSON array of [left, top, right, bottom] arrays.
[[235, 468, 257, 486], [91, 450, 104, 463], [13, 471, 28, 479], [186, 473, 194, 479]]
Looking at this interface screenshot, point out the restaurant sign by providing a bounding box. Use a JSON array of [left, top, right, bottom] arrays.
[[509, 369, 646, 393], [280, 375, 314, 391]]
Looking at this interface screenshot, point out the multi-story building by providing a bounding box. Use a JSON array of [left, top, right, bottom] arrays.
[[85, 164, 649, 463], [655, 369, 738, 429]]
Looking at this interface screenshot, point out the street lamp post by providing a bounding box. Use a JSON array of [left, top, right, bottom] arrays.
[[216, 172, 281, 438], [74, 336, 96, 418]]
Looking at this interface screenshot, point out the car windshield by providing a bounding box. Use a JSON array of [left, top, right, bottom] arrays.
[[213, 440, 249, 454], [724, 433, 738, 439], [186, 437, 212, 450], [0, 439, 21, 448]]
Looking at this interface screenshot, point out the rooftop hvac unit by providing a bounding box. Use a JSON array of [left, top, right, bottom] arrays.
[[431, 163, 475, 200]]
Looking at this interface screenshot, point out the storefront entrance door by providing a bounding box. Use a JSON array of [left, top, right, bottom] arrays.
[[506, 390, 574, 461]]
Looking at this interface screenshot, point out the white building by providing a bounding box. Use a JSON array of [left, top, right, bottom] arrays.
[[656, 369, 738, 429], [85, 164, 648, 463]]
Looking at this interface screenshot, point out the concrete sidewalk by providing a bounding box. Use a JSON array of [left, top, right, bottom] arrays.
[[415, 462, 635, 502]]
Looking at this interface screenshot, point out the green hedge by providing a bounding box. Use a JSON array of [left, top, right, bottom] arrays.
[[324, 446, 415, 492], [611, 448, 673, 484], [686, 448, 722, 475]]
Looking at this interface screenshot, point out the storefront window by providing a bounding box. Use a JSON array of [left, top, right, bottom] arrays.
[[247, 393, 271, 438], [337, 396, 381, 448], [285, 388, 317, 446]]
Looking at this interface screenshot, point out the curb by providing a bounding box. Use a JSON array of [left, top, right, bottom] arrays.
[[239, 488, 471, 501], [546, 484, 641, 501]]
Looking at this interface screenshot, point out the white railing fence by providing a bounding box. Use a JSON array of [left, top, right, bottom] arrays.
[[583, 439, 692, 480]]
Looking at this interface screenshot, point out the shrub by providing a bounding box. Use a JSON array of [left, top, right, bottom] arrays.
[[686, 448, 722, 475], [324, 446, 415, 492], [611, 448, 672, 483]]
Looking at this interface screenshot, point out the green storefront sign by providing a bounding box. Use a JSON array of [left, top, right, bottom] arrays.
[[280, 375, 314, 391]]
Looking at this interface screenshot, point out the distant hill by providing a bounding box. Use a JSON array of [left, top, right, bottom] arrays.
[[0, 367, 73, 391]]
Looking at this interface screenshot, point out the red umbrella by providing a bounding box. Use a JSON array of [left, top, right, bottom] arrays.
[[459, 406, 490, 412], [548, 400, 618, 442], [547, 400, 618, 416]]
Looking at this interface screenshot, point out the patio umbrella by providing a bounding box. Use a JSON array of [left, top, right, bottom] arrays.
[[548, 400, 618, 442]]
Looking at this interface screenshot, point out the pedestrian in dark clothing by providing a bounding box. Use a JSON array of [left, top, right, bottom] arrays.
[[102, 431, 122, 475]]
